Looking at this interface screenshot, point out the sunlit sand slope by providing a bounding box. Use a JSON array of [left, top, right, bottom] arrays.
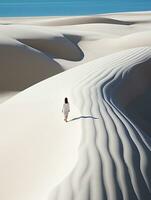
[[0, 47, 151, 200], [0, 12, 151, 102]]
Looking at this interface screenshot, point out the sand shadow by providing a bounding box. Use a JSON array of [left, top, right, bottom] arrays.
[[69, 115, 99, 122]]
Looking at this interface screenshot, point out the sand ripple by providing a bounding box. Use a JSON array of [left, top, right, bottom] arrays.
[[49, 47, 151, 200]]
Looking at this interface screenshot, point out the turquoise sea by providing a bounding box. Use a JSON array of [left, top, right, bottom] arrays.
[[0, 0, 151, 17]]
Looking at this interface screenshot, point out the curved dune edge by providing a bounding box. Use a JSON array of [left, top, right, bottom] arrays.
[[0, 47, 151, 200], [47, 47, 151, 200], [0, 15, 136, 26], [0, 11, 151, 26], [1, 12, 151, 103]]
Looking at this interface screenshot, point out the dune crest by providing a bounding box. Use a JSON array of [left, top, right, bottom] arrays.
[[48, 47, 151, 200], [1, 12, 151, 102]]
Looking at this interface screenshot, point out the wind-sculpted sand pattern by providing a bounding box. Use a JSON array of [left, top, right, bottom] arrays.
[[49, 47, 151, 200], [1, 12, 151, 200]]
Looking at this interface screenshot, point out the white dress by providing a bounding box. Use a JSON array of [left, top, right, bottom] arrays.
[[62, 103, 70, 115]]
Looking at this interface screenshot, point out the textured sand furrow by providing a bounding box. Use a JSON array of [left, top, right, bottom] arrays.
[[101, 51, 151, 199], [90, 72, 123, 200], [98, 98, 138, 200], [82, 81, 105, 200], [100, 65, 149, 199], [83, 50, 146, 199], [95, 67, 138, 199], [103, 85, 149, 200], [104, 106, 151, 199], [69, 48, 151, 200], [47, 47, 151, 200], [105, 74, 151, 194], [71, 77, 99, 200]]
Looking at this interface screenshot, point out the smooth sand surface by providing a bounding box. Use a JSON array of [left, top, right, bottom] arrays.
[[0, 11, 151, 200]]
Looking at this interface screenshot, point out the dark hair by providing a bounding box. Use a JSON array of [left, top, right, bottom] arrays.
[[64, 97, 68, 104]]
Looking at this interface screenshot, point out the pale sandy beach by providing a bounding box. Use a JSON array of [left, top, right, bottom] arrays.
[[0, 11, 151, 200]]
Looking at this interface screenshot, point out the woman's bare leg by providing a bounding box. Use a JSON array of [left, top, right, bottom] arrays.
[[64, 113, 68, 122]]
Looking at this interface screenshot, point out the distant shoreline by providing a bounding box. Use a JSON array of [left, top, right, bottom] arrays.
[[0, 0, 151, 18], [0, 10, 150, 19]]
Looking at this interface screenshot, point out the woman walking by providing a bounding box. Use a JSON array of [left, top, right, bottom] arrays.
[[62, 97, 70, 122]]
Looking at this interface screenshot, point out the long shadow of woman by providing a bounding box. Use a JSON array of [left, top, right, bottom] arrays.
[[69, 116, 99, 122]]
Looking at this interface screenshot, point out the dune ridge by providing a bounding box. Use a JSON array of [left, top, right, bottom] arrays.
[[0, 11, 151, 102], [48, 47, 151, 200]]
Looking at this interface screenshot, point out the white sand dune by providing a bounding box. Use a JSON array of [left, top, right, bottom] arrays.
[[48, 47, 151, 200], [0, 12, 151, 200], [0, 15, 134, 26]]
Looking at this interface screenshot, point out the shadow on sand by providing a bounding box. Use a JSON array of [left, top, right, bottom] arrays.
[[69, 116, 99, 122]]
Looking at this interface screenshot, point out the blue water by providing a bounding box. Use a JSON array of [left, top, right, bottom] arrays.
[[0, 0, 151, 17]]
